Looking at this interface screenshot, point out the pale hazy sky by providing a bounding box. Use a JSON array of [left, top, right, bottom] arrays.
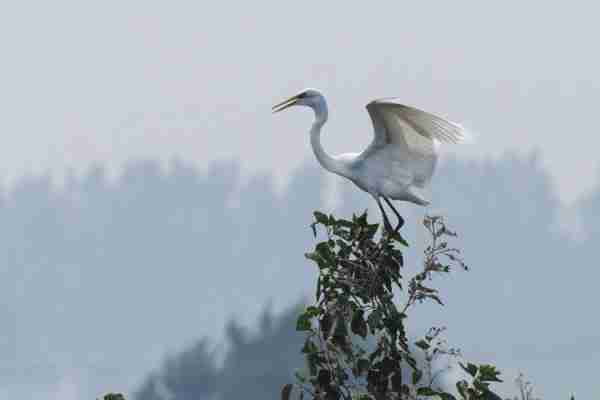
[[1, 1, 599, 204]]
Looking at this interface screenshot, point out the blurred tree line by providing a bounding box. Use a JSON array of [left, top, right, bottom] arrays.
[[0, 153, 595, 398]]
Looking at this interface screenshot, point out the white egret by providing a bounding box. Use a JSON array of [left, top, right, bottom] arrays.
[[272, 88, 466, 232]]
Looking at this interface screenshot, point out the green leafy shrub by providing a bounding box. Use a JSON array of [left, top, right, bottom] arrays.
[[283, 211, 502, 400]]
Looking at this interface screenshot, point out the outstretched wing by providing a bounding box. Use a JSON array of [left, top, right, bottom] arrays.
[[364, 98, 466, 157]]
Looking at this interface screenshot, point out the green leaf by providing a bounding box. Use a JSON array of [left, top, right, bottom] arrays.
[[367, 309, 382, 334], [380, 356, 398, 376], [412, 368, 423, 384], [460, 362, 478, 378], [320, 313, 333, 339], [400, 384, 411, 396], [416, 387, 457, 400], [473, 380, 490, 392], [305, 252, 326, 269], [301, 338, 318, 354], [366, 368, 380, 389], [364, 223, 379, 239], [391, 371, 402, 392], [335, 315, 347, 334], [368, 345, 383, 363], [103, 395, 126, 400], [328, 214, 337, 226], [440, 393, 458, 400], [281, 384, 293, 400], [478, 364, 503, 382], [481, 389, 504, 400], [390, 230, 409, 246], [384, 310, 406, 337], [314, 211, 329, 225], [315, 277, 321, 300], [305, 306, 320, 318], [356, 211, 368, 227], [317, 369, 331, 387], [315, 242, 335, 266], [315, 242, 330, 256], [336, 219, 354, 229], [414, 339, 430, 351], [356, 358, 370, 376], [351, 309, 367, 338], [417, 387, 439, 396], [296, 313, 312, 331], [456, 381, 469, 400], [428, 294, 444, 306], [307, 353, 318, 376], [325, 386, 341, 400], [332, 318, 348, 348], [405, 354, 417, 370], [294, 370, 307, 383]]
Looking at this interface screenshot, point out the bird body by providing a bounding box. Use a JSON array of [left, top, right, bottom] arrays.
[[273, 88, 466, 231], [348, 144, 434, 205]]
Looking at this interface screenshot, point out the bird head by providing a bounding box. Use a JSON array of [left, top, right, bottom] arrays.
[[272, 88, 325, 113]]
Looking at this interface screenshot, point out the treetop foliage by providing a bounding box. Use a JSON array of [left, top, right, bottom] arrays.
[[286, 210, 502, 400]]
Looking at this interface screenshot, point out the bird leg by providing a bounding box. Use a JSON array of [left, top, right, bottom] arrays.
[[376, 197, 394, 233], [383, 196, 405, 233]]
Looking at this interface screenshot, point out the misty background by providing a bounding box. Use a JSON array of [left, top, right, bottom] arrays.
[[2, 1, 600, 399], [2, 156, 599, 399]]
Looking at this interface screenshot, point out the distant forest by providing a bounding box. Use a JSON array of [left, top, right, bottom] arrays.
[[1, 153, 598, 398]]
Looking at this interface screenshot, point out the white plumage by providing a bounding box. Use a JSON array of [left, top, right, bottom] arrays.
[[273, 88, 466, 232]]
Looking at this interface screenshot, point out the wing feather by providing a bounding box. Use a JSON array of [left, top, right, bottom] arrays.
[[358, 98, 467, 196], [366, 99, 466, 154]]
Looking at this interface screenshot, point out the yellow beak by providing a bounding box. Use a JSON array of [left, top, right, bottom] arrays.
[[272, 94, 299, 113]]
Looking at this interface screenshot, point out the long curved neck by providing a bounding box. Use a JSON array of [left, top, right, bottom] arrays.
[[310, 102, 346, 176]]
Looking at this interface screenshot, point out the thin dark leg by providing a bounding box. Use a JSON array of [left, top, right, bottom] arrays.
[[376, 197, 394, 233], [383, 196, 404, 233]]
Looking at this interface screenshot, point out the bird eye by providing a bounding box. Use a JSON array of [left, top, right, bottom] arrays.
[[297, 92, 306, 99]]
